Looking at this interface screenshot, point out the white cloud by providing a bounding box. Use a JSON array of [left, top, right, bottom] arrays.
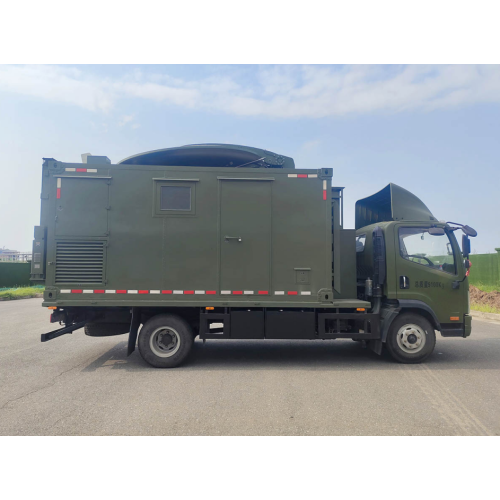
[[1, 65, 499, 119], [118, 114, 135, 126]]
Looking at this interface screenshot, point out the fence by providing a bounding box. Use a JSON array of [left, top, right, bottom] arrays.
[[469, 249, 500, 288], [0, 262, 31, 288]]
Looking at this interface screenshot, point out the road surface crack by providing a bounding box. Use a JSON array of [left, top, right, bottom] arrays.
[[0, 353, 98, 411]]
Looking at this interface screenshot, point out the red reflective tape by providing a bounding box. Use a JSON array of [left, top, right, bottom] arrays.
[[116, 290, 127, 294], [162, 290, 172, 294], [323, 190, 327, 200], [233, 291, 243, 295], [206, 290, 216, 295], [297, 174, 308, 178], [71, 289, 82, 294], [258, 291, 268, 295], [287, 291, 298, 295], [76, 168, 87, 172], [184, 290, 194, 294], [94, 290, 105, 294], [138, 290, 149, 294], [56, 188, 61, 199]]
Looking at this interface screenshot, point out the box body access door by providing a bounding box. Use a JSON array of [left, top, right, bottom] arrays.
[[220, 179, 272, 293]]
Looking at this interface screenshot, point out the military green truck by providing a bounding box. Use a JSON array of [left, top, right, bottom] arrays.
[[31, 144, 476, 368]]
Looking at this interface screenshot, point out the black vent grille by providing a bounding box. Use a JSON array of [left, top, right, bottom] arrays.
[[55, 241, 105, 284]]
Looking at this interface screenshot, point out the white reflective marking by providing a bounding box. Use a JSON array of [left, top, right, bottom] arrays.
[[56, 178, 61, 188], [195, 290, 205, 294], [83, 290, 93, 294], [105, 290, 116, 294], [173, 290, 183, 294], [60, 289, 71, 293], [221, 290, 231, 295], [243, 290, 254, 295], [150, 290, 160, 294], [323, 180, 327, 190], [87, 168, 97, 173], [274, 291, 285, 295], [65, 168, 76, 172], [128, 290, 138, 294], [288, 174, 298, 178], [300, 291, 311, 295], [308, 174, 318, 178]]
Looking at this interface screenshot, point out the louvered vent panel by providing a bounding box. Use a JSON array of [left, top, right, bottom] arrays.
[[55, 241, 105, 284]]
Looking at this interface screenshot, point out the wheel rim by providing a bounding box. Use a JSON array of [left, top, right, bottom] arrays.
[[149, 327, 181, 358], [396, 323, 426, 354]]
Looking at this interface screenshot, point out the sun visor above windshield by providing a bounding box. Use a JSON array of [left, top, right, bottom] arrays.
[[355, 183, 436, 229]]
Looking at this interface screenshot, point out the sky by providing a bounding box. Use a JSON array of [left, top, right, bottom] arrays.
[[0, 64, 499, 254]]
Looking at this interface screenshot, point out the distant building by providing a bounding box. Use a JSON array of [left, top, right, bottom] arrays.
[[0, 248, 32, 262]]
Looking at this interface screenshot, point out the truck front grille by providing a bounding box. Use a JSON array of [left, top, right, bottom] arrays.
[[55, 241, 105, 284]]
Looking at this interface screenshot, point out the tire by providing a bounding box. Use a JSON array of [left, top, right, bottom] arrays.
[[84, 322, 129, 337], [386, 313, 436, 364], [138, 314, 194, 368]]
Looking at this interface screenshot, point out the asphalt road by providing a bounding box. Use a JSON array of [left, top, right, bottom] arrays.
[[0, 299, 498, 435]]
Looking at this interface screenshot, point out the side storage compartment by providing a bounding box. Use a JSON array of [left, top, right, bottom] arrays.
[[231, 310, 265, 339], [265, 310, 315, 339]]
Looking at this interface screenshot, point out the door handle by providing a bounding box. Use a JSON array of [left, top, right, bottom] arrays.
[[225, 236, 242, 242], [400, 276, 410, 289]]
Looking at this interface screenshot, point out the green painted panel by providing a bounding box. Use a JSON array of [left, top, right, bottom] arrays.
[[220, 180, 272, 292], [469, 252, 500, 287], [55, 177, 109, 237], [0, 263, 31, 287]]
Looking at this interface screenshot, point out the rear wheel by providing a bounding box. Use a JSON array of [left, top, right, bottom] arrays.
[[386, 313, 436, 363], [138, 314, 193, 368]]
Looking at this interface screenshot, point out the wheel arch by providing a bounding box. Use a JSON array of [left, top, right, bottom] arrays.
[[381, 300, 441, 342]]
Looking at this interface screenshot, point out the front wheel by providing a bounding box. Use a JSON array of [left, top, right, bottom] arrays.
[[138, 314, 194, 368], [386, 313, 436, 364]]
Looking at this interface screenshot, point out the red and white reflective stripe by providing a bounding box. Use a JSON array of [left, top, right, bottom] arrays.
[[323, 180, 327, 200], [65, 168, 97, 173], [288, 173, 318, 178], [58, 289, 310, 296], [56, 178, 61, 199]]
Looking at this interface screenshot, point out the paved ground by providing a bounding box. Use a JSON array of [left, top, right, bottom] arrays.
[[0, 299, 498, 435]]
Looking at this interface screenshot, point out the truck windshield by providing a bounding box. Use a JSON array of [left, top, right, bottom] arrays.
[[398, 227, 456, 274]]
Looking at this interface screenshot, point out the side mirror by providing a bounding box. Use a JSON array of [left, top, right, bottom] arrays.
[[428, 227, 445, 236], [462, 235, 471, 257], [462, 225, 477, 237]]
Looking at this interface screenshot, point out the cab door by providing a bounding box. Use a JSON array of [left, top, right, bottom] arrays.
[[395, 224, 465, 325]]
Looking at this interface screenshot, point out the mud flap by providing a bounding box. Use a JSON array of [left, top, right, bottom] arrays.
[[367, 339, 383, 355], [127, 307, 141, 356]]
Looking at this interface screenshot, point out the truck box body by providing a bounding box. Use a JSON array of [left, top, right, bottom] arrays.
[[33, 157, 367, 309]]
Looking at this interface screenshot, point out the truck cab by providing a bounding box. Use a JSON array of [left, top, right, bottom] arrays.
[[355, 184, 473, 362]]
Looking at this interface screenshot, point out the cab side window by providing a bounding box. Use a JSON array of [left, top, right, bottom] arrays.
[[398, 227, 456, 274]]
